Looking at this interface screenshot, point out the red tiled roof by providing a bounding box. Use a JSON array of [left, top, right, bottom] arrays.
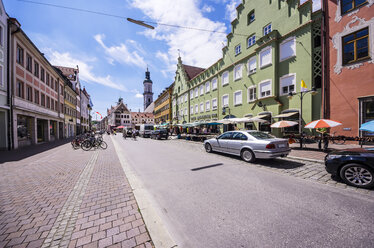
[[131, 112, 154, 118], [182, 64, 205, 80]]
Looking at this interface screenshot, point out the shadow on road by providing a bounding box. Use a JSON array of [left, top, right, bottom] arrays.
[[211, 152, 305, 169], [191, 163, 224, 171], [0, 139, 71, 164]]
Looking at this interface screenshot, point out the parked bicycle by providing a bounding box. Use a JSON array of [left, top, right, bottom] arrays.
[[330, 131, 346, 145], [81, 135, 108, 151]]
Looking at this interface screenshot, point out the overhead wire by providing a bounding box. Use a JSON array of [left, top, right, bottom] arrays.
[[17, 0, 248, 37]]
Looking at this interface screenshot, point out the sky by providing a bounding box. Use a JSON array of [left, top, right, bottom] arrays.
[[3, 0, 321, 120]]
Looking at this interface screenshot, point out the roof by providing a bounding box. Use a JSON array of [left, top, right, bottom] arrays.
[[182, 64, 205, 80], [131, 112, 154, 118], [144, 102, 154, 113]]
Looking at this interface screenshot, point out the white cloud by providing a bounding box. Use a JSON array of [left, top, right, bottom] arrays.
[[225, 0, 241, 22], [46, 50, 128, 92], [202, 4, 215, 13], [130, 0, 227, 70], [135, 93, 143, 98], [94, 34, 147, 68]]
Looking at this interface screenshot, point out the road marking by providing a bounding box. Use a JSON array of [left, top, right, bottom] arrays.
[[41, 151, 98, 248], [111, 136, 177, 248]]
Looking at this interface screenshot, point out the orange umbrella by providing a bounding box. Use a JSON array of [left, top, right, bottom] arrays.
[[304, 119, 342, 129], [270, 121, 298, 128]]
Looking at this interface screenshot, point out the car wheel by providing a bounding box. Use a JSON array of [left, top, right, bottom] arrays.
[[340, 163, 374, 189], [241, 149, 255, 163], [205, 143, 212, 153]]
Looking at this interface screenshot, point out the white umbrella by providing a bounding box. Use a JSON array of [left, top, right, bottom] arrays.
[[270, 120, 298, 128]]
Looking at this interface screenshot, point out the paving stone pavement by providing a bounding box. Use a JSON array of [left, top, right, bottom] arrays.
[[0, 137, 154, 248]]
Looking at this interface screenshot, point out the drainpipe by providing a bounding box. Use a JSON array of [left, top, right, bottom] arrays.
[[7, 18, 21, 150], [321, 0, 329, 119]]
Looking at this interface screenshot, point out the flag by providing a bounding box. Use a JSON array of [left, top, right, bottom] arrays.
[[300, 80, 308, 92]]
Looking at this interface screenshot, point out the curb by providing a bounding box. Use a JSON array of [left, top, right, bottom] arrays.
[[287, 156, 324, 164]]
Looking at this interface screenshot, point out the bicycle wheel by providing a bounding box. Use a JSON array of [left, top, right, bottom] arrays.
[[72, 141, 80, 150], [99, 141, 108, 149], [333, 136, 346, 145], [81, 140, 92, 151]]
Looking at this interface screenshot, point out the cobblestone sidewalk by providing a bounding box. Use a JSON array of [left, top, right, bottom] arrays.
[[0, 137, 153, 248]]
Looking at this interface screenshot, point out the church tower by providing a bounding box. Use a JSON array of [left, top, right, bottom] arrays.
[[143, 68, 153, 111]]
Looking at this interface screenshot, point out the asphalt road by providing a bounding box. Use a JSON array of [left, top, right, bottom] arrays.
[[112, 135, 374, 248]]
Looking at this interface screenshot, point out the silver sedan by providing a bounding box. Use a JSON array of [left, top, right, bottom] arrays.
[[204, 130, 291, 162]]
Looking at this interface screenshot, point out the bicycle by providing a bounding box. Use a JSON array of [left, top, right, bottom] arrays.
[[330, 131, 346, 145], [81, 136, 108, 151]]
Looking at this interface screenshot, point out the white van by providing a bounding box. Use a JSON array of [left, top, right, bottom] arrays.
[[139, 124, 154, 138]]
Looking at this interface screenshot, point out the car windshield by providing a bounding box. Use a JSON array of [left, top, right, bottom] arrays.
[[247, 131, 275, 140], [145, 126, 153, 130]]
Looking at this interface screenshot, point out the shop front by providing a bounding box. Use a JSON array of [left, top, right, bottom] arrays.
[[17, 115, 33, 148]]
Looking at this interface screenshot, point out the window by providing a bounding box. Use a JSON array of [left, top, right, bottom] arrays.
[[234, 91, 242, 105], [212, 77, 217, 90], [280, 74, 296, 96], [222, 94, 229, 107], [41, 93, 45, 107], [212, 98, 217, 110], [26, 54, 32, 72], [248, 86, 257, 102], [263, 23, 272, 35], [46, 73, 50, 86], [341, 0, 368, 14], [247, 57, 256, 75], [259, 80, 272, 98], [235, 44, 241, 55], [247, 11, 255, 25], [200, 85, 204, 96], [40, 68, 45, 82], [206, 100, 210, 111], [0, 25, 3, 46], [195, 104, 198, 113], [260, 46, 272, 68], [190, 106, 194, 115], [34, 90, 39, 104], [222, 71, 229, 86], [184, 108, 187, 115], [0, 66, 3, 87], [200, 102, 204, 112], [194, 88, 198, 98], [234, 64, 242, 80], [46, 96, 50, 109], [25, 85, 33, 102], [342, 27, 369, 65], [280, 37, 296, 61], [190, 90, 193, 99], [16, 45, 24, 66], [247, 35, 256, 48], [55, 81, 58, 93], [205, 81, 210, 93], [34, 62, 39, 77], [16, 81, 24, 98], [184, 94, 187, 103]]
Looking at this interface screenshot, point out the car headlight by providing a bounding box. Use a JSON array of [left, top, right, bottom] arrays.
[[326, 155, 342, 160]]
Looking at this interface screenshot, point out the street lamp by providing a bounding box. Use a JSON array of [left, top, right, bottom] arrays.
[[288, 86, 317, 148]]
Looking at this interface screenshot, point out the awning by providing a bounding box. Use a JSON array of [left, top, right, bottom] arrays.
[[253, 114, 269, 119], [273, 112, 298, 118]]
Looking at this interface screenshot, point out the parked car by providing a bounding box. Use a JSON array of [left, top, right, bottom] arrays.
[[151, 129, 168, 140], [124, 127, 133, 137], [325, 148, 374, 189], [139, 124, 154, 138], [204, 130, 290, 162]]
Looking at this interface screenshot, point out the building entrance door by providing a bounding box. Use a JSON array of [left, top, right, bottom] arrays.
[[37, 119, 45, 143]]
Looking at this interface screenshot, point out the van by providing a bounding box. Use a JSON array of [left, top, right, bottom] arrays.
[[139, 124, 154, 138]]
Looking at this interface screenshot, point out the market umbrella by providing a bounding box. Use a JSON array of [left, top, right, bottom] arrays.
[[359, 120, 374, 132], [304, 119, 342, 129], [117, 126, 125, 129], [270, 120, 298, 128]]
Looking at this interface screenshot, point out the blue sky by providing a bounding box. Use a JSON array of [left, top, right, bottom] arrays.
[[4, 0, 320, 120]]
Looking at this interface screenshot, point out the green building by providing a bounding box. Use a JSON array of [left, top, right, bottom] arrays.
[[172, 0, 322, 136]]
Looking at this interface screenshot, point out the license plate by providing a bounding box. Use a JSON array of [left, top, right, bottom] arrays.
[[278, 144, 286, 148]]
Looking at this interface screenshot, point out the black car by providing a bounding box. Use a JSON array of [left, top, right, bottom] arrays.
[[150, 129, 168, 140], [325, 148, 374, 189]]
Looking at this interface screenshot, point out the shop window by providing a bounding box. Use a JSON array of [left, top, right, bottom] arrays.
[[361, 97, 374, 137], [17, 115, 31, 141], [259, 114, 271, 132], [342, 27, 369, 65]]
